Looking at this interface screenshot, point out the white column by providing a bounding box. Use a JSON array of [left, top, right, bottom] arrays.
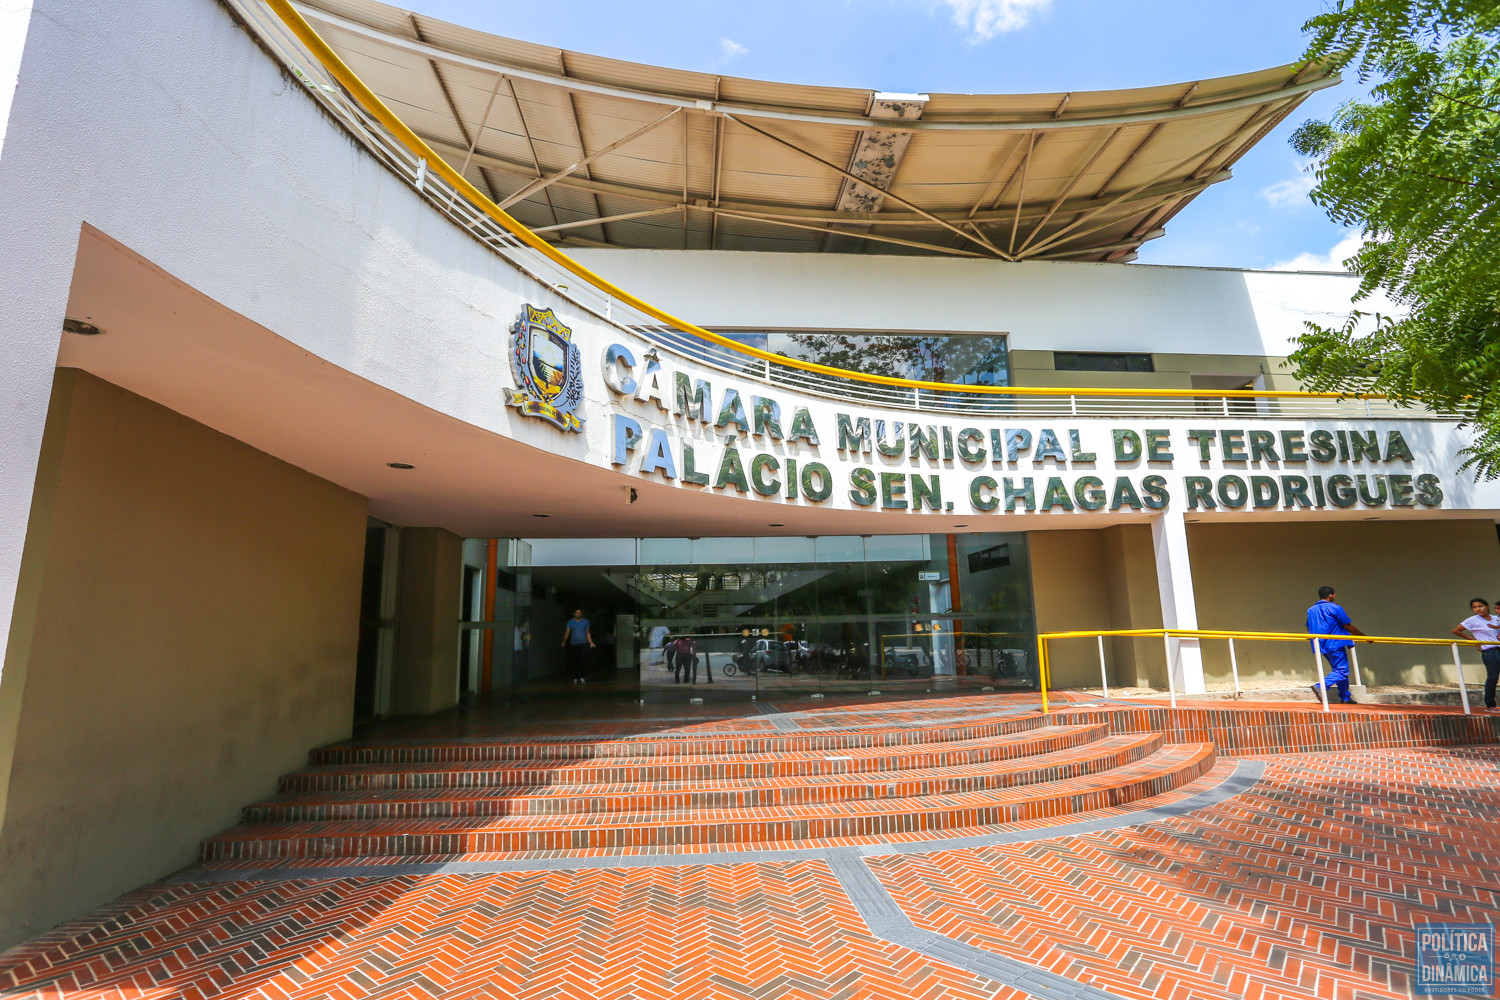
[[1151, 511, 1206, 694]]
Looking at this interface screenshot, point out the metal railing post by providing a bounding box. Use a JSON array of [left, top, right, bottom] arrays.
[[1311, 639, 1330, 712], [1162, 632, 1177, 709], [1228, 637, 1241, 697], [1039, 638, 1050, 714], [1349, 644, 1362, 688], [1097, 634, 1109, 698], [1451, 642, 1472, 715]]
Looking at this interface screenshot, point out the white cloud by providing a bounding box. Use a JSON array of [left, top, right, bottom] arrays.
[[1270, 231, 1365, 272], [939, 0, 1052, 42], [719, 37, 748, 61], [1260, 173, 1316, 210]]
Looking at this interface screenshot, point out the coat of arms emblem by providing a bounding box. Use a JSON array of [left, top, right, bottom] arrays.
[[504, 304, 584, 432]]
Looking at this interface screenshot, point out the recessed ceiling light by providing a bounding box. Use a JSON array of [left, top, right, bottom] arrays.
[[386, 462, 415, 470], [532, 513, 551, 518], [63, 318, 103, 336]]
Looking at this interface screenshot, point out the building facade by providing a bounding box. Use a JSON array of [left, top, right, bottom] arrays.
[[0, 0, 1496, 949]]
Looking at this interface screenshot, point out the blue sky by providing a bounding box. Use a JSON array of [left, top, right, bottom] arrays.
[[409, 0, 1358, 270]]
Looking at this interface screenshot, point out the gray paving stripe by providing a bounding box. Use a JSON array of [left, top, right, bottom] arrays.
[[858, 759, 1267, 857], [825, 850, 1125, 1000], [753, 702, 804, 730], [170, 759, 1262, 884]]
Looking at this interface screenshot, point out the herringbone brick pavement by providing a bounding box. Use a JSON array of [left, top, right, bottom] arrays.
[[868, 746, 1500, 1000], [5, 696, 1497, 1000], [0, 862, 1016, 1000]]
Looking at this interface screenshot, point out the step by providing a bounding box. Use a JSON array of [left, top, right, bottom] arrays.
[[308, 712, 1052, 765], [245, 732, 1162, 822], [276, 724, 1109, 794], [203, 743, 1215, 860]]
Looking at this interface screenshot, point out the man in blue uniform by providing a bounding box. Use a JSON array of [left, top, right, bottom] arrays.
[[1307, 586, 1366, 704], [560, 609, 594, 685]]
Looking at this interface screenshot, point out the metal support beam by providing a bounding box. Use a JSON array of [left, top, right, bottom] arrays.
[[531, 205, 686, 233], [1092, 82, 1198, 198], [710, 86, 724, 249], [495, 108, 681, 211], [966, 133, 1029, 219], [501, 76, 560, 226], [451, 74, 504, 196], [1008, 131, 1037, 254], [420, 130, 1218, 229], [1022, 145, 1235, 258], [711, 209, 987, 257], [409, 12, 498, 202], [1016, 126, 1121, 254], [1022, 181, 1220, 259], [553, 48, 610, 244], [725, 114, 1012, 259], [1034, 228, 1166, 259]]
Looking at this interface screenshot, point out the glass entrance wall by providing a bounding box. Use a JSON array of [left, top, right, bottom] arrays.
[[503, 533, 1036, 699]]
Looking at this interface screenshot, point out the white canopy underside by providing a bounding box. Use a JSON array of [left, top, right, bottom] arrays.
[[298, 0, 1336, 261]]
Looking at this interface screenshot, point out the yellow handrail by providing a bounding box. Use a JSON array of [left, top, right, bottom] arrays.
[[1036, 627, 1488, 716], [262, 0, 1397, 404]]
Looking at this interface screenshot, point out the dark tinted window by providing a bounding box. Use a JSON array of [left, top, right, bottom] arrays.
[[1053, 351, 1154, 373]]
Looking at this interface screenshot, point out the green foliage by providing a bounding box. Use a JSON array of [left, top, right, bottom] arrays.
[[1288, 0, 1500, 475]]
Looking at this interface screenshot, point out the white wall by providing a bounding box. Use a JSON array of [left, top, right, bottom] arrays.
[[567, 249, 1384, 358]]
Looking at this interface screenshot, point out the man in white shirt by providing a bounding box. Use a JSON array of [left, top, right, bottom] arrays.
[[1451, 598, 1500, 712]]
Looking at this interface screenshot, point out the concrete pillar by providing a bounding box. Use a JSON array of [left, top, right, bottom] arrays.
[[392, 527, 462, 716], [1151, 512, 1206, 694]]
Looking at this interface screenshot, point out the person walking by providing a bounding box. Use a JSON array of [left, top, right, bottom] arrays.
[[560, 609, 594, 685], [1452, 598, 1500, 712], [681, 633, 711, 685], [1307, 586, 1366, 705]]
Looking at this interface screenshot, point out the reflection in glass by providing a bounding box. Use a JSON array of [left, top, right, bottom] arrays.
[[510, 532, 1036, 698]]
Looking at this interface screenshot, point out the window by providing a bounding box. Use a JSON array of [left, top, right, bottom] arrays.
[[723, 330, 1011, 387], [1053, 351, 1154, 373]]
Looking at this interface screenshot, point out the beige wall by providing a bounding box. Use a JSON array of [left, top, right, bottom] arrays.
[[1029, 526, 1163, 689], [392, 527, 462, 716], [1031, 519, 1500, 692], [0, 371, 367, 948], [1189, 519, 1500, 687]]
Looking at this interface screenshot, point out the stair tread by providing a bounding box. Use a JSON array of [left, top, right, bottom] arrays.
[[254, 732, 1157, 809], [211, 743, 1212, 841], [308, 714, 1050, 761], [286, 724, 1103, 779]]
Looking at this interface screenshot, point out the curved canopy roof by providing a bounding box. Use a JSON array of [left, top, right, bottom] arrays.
[[299, 0, 1336, 261]]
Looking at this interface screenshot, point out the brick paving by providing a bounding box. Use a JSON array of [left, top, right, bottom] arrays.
[[2, 695, 1497, 999], [867, 746, 1500, 1000]]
